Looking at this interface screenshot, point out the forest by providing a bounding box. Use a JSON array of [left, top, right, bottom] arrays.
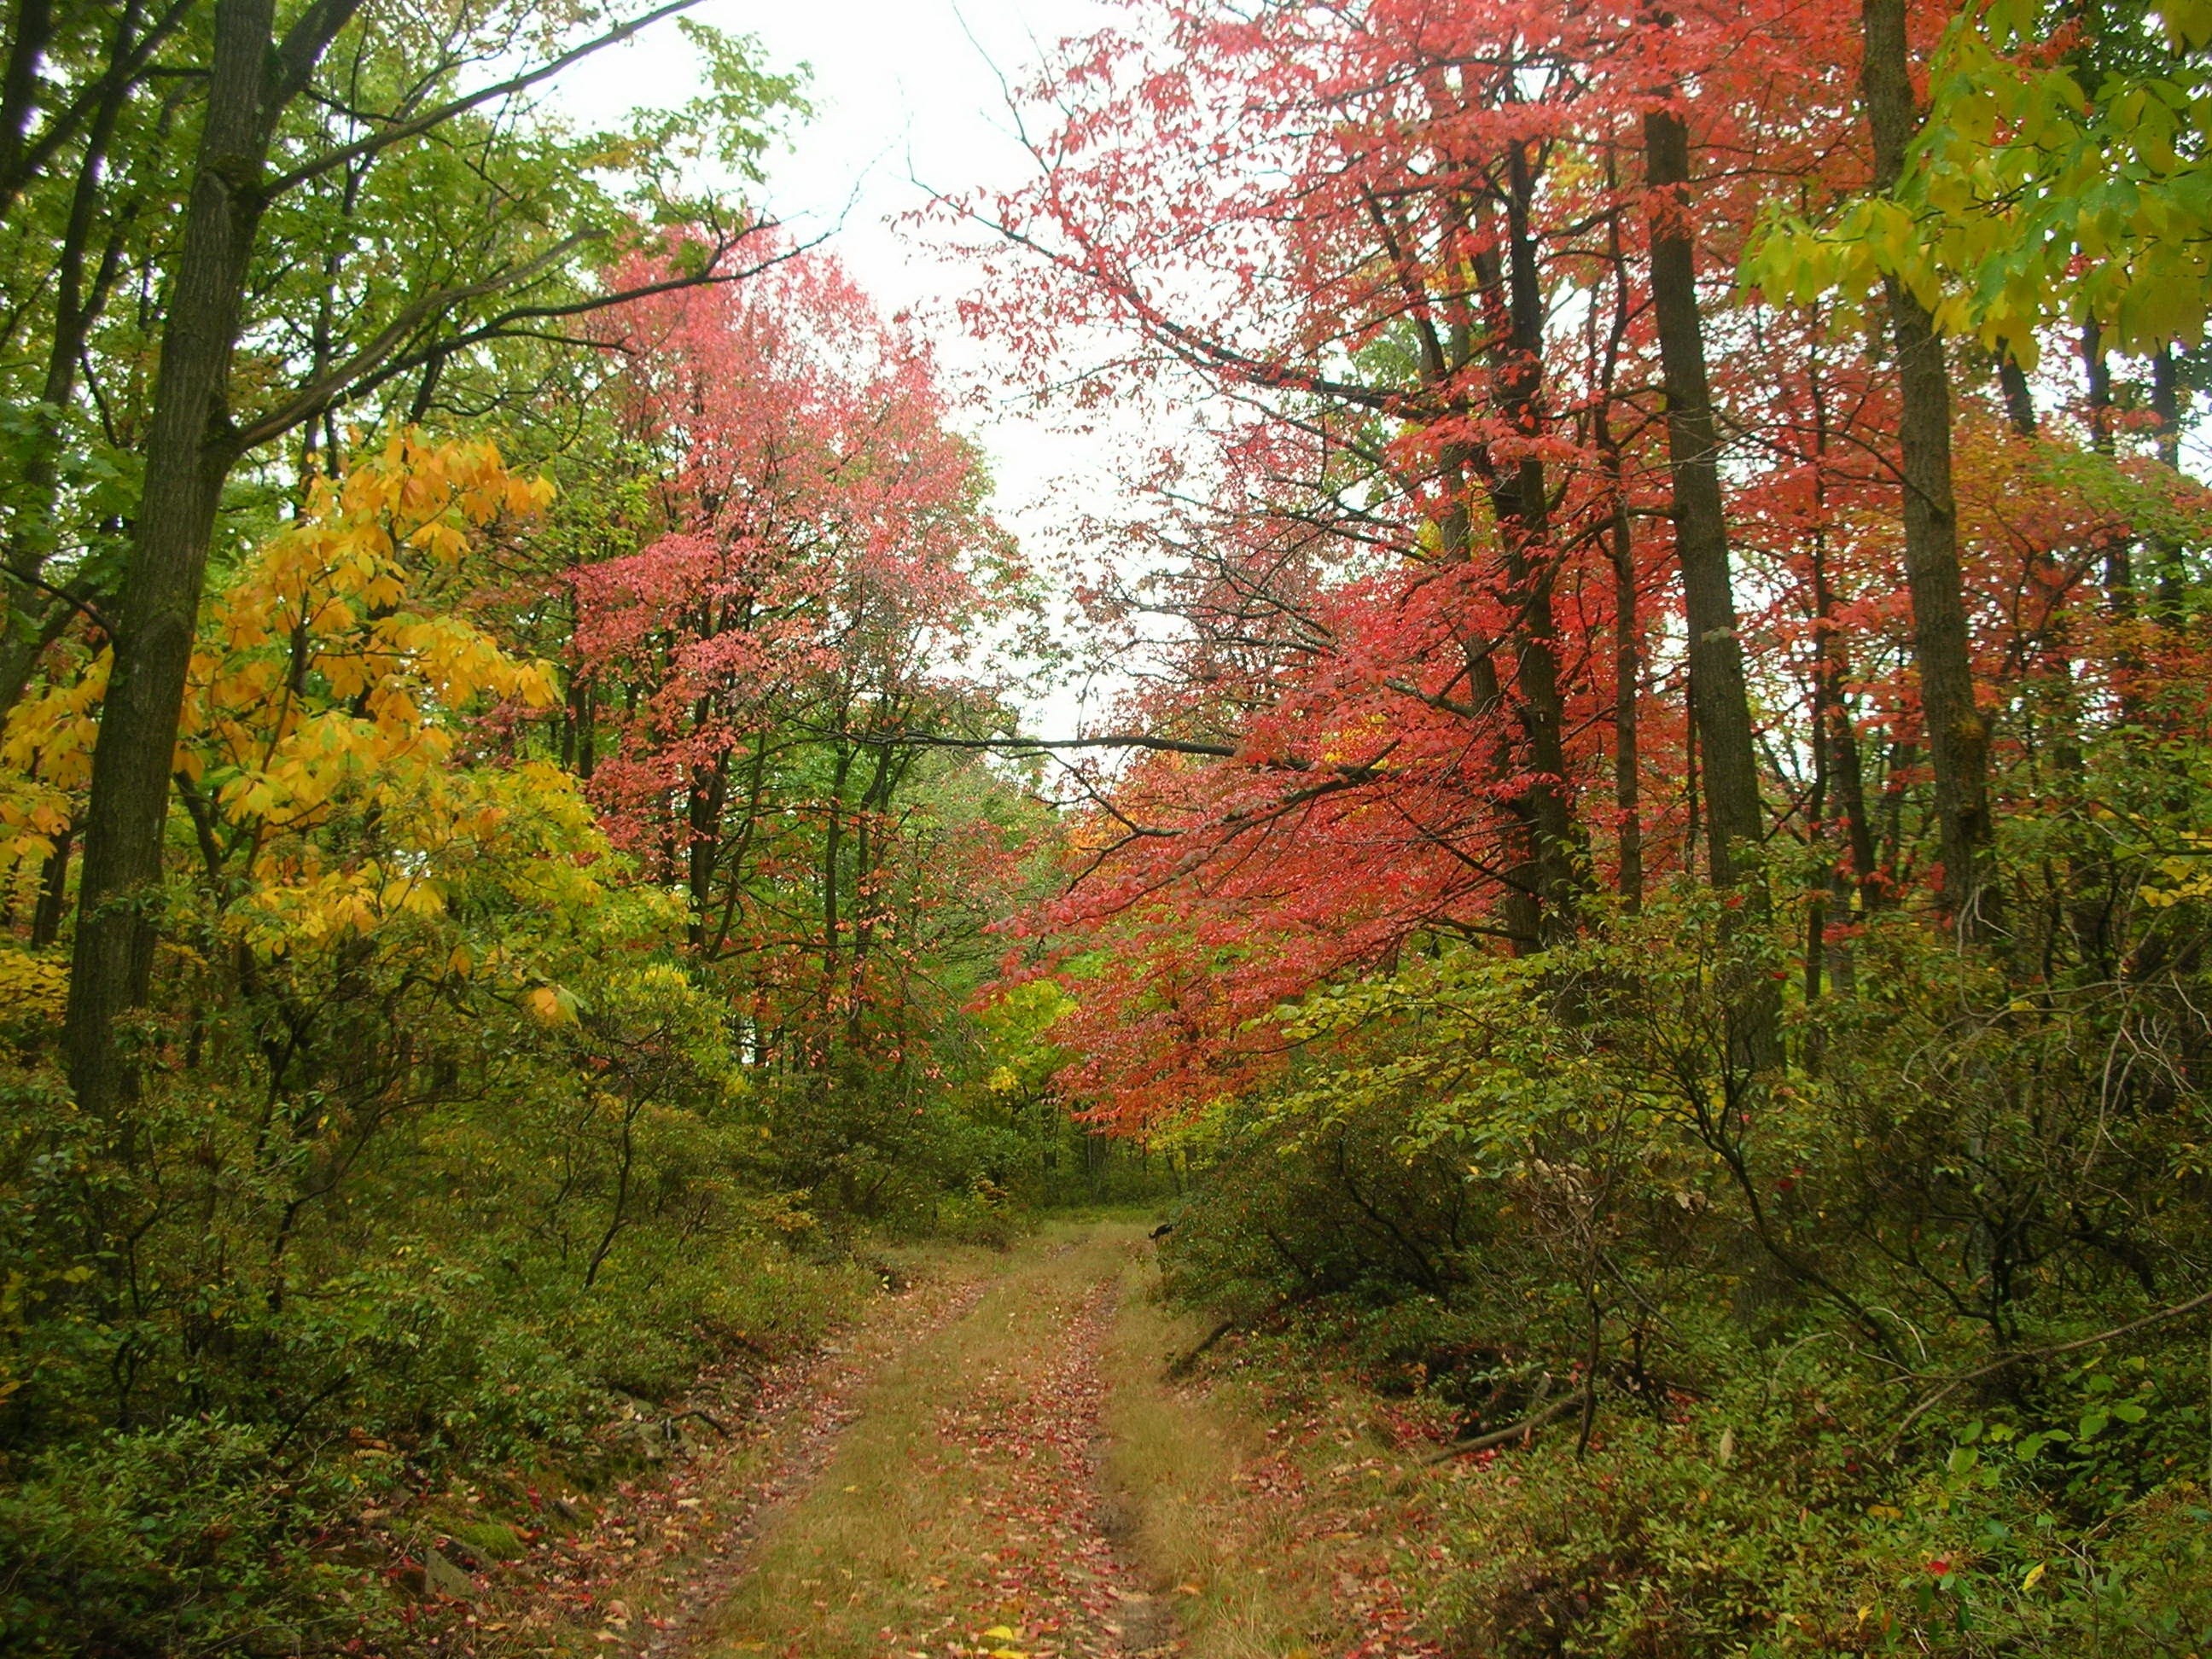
[[0, 0, 2208, 1655]]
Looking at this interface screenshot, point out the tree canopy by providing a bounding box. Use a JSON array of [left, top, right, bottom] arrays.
[[3, 0, 2212, 1652]]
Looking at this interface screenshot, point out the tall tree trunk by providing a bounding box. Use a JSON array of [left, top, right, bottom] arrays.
[[1811, 497, 1876, 999], [1403, 120, 1579, 949], [821, 741, 853, 1010], [0, 3, 141, 723], [1999, 353, 2037, 437], [1642, 102, 1778, 1069], [2083, 321, 2143, 723], [1598, 197, 1643, 916], [1607, 492, 1644, 915], [1641, 108, 1766, 895], [1486, 142, 1581, 943], [1684, 678, 1699, 883], [2084, 320, 2116, 461], [2151, 345, 2186, 620], [30, 822, 73, 948], [1806, 352, 1879, 925], [64, 0, 288, 1111], [0, 0, 55, 221], [1861, 0, 1994, 934], [684, 747, 729, 952]]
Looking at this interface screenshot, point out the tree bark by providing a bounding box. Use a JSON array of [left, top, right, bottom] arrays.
[[1642, 108, 1766, 899], [2080, 322, 2148, 733], [30, 822, 72, 948], [1642, 103, 1778, 1069], [2151, 345, 2186, 620], [1485, 142, 1582, 944], [1998, 354, 2036, 437], [1598, 195, 1643, 915], [64, 0, 364, 1111], [1607, 492, 1644, 915], [1860, 0, 1994, 934], [0, 1, 145, 725]]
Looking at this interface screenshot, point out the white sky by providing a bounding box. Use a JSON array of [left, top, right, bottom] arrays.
[[546, 0, 1140, 733]]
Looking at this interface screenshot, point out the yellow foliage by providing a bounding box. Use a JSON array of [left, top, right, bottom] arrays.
[[525, 984, 581, 1026], [0, 431, 591, 973], [0, 947, 67, 1027], [2140, 837, 2212, 908]]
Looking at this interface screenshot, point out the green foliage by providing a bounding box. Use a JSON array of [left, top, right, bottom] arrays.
[[1156, 782, 2212, 1651], [0, 428, 1026, 1651], [1751, 0, 2212, 356], [1432, 1361, 2212, 1656], [0, 1419, 358, 1658]]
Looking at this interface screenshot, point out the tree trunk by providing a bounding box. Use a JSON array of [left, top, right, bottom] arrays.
[[31, 822, 73, 948], [64, 0, 279, 1113], [1597, 197, 1643, 916], [1807, 354, 1879, 920], [1487, 142, 1581, 943], [0, 4, 140, 725], [1607, 492, 1644, 915], [2151, 345, 2186, 620], [1861, 0, 1994, 934], [1642, 102, 1778, 1070], [1642, 109, 1767, 899], [1998, 354, 2036, 437], [2081, 320, 2145, 730]]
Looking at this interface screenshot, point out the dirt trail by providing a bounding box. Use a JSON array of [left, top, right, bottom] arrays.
[[627, 1264, 998, 1657], [502, 1221, 1447, 1659], [476, 1251, 994, 1656], [693, 1224, 1179, 1658]]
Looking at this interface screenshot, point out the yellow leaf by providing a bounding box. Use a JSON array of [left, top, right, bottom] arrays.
[[2023, 1562, 2047, 1590]]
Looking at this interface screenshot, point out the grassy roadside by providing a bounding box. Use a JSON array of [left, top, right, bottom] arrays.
[[1095, 1257, 1450, 1659]]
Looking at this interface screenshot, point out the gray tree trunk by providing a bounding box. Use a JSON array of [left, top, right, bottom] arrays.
[[65, 0, 286, 1112], [1642, 103, 1778, 1071], [1861, 0, 1995, 934]]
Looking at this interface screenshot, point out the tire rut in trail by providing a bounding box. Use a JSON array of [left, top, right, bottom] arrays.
[[929, 1272, 1182, 1658], [491, 1260, 992, 1659]]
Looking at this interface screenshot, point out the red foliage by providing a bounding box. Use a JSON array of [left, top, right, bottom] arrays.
[[569, 245, 1023, 1049], [947, 0, 2185, 1126]]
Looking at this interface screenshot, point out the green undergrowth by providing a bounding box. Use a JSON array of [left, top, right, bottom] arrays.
[[0, 1243, 874, 1659], [1419, 1348, 2212, 1657], [1180, 1310, 2212, 1658], [1146, 873, 2212, 1657]]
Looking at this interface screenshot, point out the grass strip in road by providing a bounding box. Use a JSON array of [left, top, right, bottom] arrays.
[[701, 1223, 1152, 1658]]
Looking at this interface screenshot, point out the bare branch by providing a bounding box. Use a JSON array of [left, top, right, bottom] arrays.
[[227, 232, 596, 453], [261, 0, 704, 198]]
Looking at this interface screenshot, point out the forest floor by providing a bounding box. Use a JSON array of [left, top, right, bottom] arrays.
[[463, 1219, 1456, 1659]]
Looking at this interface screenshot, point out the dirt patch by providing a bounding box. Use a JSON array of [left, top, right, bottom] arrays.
[[1108, 1586, 1179, 1655]]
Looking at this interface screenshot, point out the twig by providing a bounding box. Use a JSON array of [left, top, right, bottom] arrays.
[[1166, 1317, 1240, 1379], [1423, 1391, 1581, 1464], [1165, 1292, 1319, 1378], [1883, 1286, 2212, 1457]]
